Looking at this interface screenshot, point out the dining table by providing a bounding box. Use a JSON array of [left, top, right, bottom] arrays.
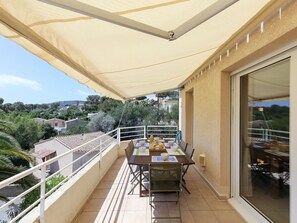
[[128, 139, 195, 196]]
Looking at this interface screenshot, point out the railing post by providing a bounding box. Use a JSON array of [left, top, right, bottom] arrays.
[[144, 126, 147, 139], [117, 128, 121, 145], [40, 166, 46, 223], [100, 138, 102, 165], [265, 129, 268, 141]]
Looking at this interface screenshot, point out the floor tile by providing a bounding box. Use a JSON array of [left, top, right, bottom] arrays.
[[74, 212, 97, 223], [190, 211, 219, 223], [186, 197, 211, 211], [75, 158, 246, 223], [214, 210, 246, 223], [94, 210, 124, 223], [83, 198, 105, 212], [122, 211, 147, 223], [204, 198, 232, 211]]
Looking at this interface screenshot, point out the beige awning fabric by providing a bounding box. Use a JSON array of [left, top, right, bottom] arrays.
[[249, 59, 290, 103], [0, 0, 270, 100]]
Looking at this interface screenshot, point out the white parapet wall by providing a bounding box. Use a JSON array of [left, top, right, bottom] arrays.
[[20, 142, 119, 223]]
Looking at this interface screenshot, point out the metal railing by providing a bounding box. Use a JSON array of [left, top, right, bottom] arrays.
[[248, 128, 290, 142], [0, 125, 178, 223], [0, 129, 118, 223], [118, 126, 145, 141], [146, 125, 178, 139], [117, 125, 179, 141]]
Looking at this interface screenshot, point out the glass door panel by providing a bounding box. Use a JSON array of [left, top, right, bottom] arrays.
[[240, 59, 290, 222]]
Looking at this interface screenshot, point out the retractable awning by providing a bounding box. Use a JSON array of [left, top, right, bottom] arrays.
[[0, 0, 270, 100]]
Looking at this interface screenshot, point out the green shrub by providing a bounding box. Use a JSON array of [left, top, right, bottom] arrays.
[[20, 175, 65, 210]]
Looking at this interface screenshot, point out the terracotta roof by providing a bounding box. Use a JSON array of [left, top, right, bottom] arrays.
[[32, 149, 55, 159], [55, 131, 116, 153]]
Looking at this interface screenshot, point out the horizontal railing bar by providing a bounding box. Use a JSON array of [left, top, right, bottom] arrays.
[[147, 125, 178, 128], [147, 133, 176, 136], [120, 130, 144, 134], [0, 180, 41, 212], [249, 133, 264, 136], [147, 129, 177, 132], [120, 134, 144, 139], [270, 135, 289, 139], [147, 131, 176, 134], [9, 194, 43, 223], [119, 126, 145, 130], [269, 129, 290, 134]]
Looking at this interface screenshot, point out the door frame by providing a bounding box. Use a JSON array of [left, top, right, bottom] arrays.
[[185, 88, 194, 147], [230, 43, 297, 222]]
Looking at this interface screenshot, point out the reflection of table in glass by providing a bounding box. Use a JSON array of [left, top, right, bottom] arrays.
[[264, 149, 290, 196], [128, 141, 195, 196], [264, 149, 289, 157]]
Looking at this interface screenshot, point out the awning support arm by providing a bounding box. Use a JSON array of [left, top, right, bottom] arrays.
[[172, 0, 239, 39], [39, 0, 238, 41], [38, 0, 169, 40]]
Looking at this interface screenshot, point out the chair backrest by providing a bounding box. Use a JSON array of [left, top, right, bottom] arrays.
[[175, 130, 182, 142], [179, 140, 188, 152], [185, 144, 194, 158], [149, 163, 182, 191], [125, 140, 135, 160], [128, 140, 134, 149]]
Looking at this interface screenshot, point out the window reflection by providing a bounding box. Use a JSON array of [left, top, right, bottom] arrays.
[[240, 59, 290, 222]]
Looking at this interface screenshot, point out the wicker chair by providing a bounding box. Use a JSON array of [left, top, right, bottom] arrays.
[[125, 140, 147, 194], [149, 163, 183, 222], [182, 144, 195, 193]]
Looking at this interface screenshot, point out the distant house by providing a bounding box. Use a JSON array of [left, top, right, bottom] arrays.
[[34, 117, 88, 133], [87, 113, 98, 119], [33, 131, 115, 176], [45, 118, 66, 132], [33, 117, 47, 124], [58, 100, 85, 109], [65, 118, 87, 130], [33, 117, 66, 132], [160, 98, 178, 112]]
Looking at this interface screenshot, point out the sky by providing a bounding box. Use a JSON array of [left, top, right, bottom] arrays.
[[0, 35, 98, 104]]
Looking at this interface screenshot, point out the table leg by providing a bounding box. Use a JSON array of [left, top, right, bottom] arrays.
[[140, 165, 143, 196]]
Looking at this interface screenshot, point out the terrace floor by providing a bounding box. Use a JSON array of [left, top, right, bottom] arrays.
[[73, 157, 246, 223]]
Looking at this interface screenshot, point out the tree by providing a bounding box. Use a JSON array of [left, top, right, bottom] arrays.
[[83, 95, 101, 112], [50, 102, 60, 110], [61, 125, 89, 135], [58, 105, 84, 120], [87, 111, 115, 132], [0, 120, 33, 162], [1, 103, 13, 113], [135, 96, 147, 100], [20, 175, 65, 211], [40, 123, 57, 139], [112, 100, 159, 127], [0, 98, 4, 105], [171, 104, 179, 124], [12, 102, 25, 111], [9, 116, 43, 150], [0, 119, 36, 205], [97, 97, 122, 114]]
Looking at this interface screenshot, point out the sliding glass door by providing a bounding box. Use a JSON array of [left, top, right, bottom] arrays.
[[239, 59, 290, 222], [231, 47, 297, 222]]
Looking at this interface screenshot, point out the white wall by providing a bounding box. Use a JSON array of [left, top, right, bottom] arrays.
[[34, 140, 73, 176]]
